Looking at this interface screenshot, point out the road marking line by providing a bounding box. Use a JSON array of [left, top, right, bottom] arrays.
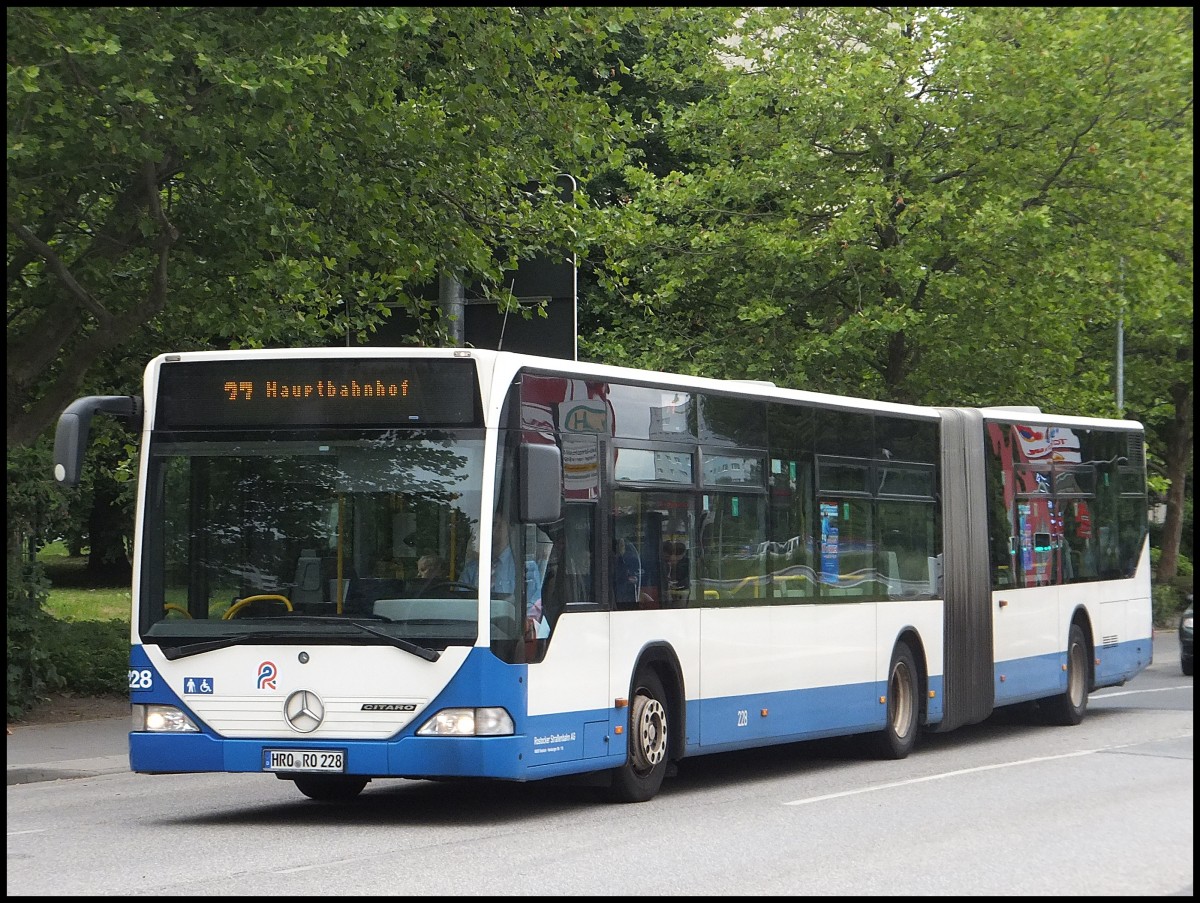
[[784, 724, 1192, 808], [784, 750, 1101, 806], [1094, 684, 1193, 699]]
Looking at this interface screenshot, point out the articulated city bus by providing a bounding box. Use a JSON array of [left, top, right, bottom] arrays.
[[53, 348, 1152, 802]]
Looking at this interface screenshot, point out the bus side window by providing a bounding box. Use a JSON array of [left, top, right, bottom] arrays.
[[662, 540, 690, 606], [542, 503, 595, 621], [613, 533, 642, 610]]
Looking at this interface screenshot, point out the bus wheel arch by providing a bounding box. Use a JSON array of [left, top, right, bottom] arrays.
[[870, 635, 922, 760], [607, 646, 683, 803], [898, 628, 930, 724], [1070, 607, 1096, 690], [1042, 614, 1093, 726]]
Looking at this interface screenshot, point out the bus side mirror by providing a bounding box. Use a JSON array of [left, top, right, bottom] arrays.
[[519, 442, 562, 524], [53, 395, 143, 488]]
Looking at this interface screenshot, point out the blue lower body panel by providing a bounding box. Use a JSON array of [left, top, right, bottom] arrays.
[[129, 643, 959, 782], [993, 635, 1151, 706], [129, 731, 531, 779]]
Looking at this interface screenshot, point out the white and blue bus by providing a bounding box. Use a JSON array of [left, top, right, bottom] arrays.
[[52, 348, 1152, 802]]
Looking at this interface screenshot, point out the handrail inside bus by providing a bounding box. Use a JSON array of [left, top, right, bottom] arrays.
[[223, 594, 294, 619]]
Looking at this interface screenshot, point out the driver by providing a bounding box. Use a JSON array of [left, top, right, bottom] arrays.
[[460, 516, 547, 640]]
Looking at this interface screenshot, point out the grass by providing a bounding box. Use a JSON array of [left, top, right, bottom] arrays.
[[38, 540, 131, 623], [44, 585, 132, 622]]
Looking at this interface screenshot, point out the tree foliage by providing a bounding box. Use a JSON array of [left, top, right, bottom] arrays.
[[8, 6, 637, 448], [587, 7, 1191, 411]]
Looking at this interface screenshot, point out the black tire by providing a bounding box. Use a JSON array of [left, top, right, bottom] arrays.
[[607, 670, 670, 803], [1042, 623, 1090, 726], [870, 640, 919, 760], [292, 774, 369, 801], [1181, 655, 1193, 677]]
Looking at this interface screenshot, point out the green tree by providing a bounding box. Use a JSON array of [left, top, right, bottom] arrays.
[[1118, 251, 1193, 582], [8, 6, 638, 449], [584, 6, 1192, 571]]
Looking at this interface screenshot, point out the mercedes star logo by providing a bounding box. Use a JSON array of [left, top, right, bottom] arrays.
[[284, 689, 325, 733]]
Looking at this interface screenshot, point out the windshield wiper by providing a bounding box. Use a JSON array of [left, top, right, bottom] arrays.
[[174, 614, 441, 662], [161, 635, 251, 661], [345, 619, 440, 662]]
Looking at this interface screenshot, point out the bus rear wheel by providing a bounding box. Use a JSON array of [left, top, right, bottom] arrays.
[[1042, 623, 1089, 726], [292, 774, 369, 801], [870, 640, 919, 760], [607, 670, 670, 803]]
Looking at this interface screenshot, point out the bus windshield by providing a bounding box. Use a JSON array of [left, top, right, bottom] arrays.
[[139, 430, 490, 652]]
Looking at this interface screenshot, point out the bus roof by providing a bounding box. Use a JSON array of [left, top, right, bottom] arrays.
[[145, 347, 1141, 431]]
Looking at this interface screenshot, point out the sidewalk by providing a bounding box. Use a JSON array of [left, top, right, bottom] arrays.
[[7, 712, 130, 786]]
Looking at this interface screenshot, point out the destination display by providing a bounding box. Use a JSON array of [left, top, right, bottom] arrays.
[[155, 358, 480, 429]]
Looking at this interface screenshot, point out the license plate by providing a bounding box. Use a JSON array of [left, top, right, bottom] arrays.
[[263, 748, 345, 773]]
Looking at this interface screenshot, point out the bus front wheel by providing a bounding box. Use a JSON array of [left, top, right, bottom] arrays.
[[871, 640, 919, 760], [607, 670, 670, 803], [292, 774, 369, 802]]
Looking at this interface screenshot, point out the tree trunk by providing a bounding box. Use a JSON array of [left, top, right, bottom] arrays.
[[86, 479, 132, 583], [1154, 380, 1192, 583]]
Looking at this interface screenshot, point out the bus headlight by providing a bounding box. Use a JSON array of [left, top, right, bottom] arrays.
[[132, 704, 200, 732], [416, 707, 514, 736]]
